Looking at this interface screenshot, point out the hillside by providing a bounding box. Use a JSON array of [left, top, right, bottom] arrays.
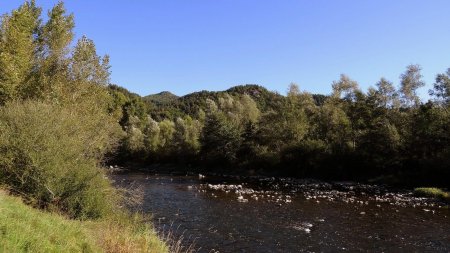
[[143, 91, 179, 105], [140, 84, 328, 120]]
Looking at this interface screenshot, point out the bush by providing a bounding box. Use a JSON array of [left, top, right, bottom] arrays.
[[0, 101, 122, 219]]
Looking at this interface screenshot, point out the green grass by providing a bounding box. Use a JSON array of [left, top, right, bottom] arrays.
[[0, 190, 168, 253], [414, 187, 450, 203]]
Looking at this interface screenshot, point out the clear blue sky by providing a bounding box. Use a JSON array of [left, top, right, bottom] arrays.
[[1, 1, 450, 97]]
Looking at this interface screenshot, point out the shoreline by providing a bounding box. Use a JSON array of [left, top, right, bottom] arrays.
[[108, 164, 449, 209]]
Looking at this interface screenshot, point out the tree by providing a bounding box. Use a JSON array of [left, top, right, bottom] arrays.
[[284, 84, 310, 143], [123, 116, 145, 155], [429, 68, 450, 107], [143, 117, 160, 154], [374, 78, 400, 108], [317, 97, 352, 152], [31, 1, 74, 100], [0, 0, 41, 104], [158, 119, 175, 154], [237, 94, 260, 124], [172, 116, 201, 159], [399, 64, 425, 107], [71, 36, 110, 86], [331, 74, 360, 101], [201, 111, 242, 165]]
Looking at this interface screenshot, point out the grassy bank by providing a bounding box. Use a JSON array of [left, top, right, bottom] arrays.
[[414, 187, 450, 203], [0, 190, 168, 253]]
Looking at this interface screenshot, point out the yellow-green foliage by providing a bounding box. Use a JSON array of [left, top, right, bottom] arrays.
[[0, 190, 168, 253], [414, 187, 450, 202], [0, 100, 122, 219]]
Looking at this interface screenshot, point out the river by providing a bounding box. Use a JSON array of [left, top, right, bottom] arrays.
[[112, 171, 450, 253]]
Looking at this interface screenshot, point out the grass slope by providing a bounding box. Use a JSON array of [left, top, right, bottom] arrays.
[[414, 187, 450, 203], [0, 191, 168, 253]]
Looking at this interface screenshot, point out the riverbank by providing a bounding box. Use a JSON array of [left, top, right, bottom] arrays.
[[0, 190, 168, 253], [112, 160, 450, 189], [414, 187, 450, 203], [110, 164, 450, 207]]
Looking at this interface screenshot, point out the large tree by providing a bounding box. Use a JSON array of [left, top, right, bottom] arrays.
[[0, 0, 41, 104], [32, 1, 74, 100], [399, 64, 425, 107], [430, 68, 450, 107], [374, 77, 399, 109]]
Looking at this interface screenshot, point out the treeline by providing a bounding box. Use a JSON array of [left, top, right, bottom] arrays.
[[114, 69, 450, 187]]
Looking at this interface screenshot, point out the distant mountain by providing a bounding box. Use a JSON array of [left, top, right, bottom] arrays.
[[138, 84, 328, 120], [174, 84, 286, 115], [143, 91, 179, 105]]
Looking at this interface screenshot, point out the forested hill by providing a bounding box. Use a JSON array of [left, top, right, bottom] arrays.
[[108, 71, 450, 187], [138, 84, 327, 120], [143, 91, 179, 105]]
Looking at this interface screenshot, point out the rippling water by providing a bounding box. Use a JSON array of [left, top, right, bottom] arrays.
[[112, 172, 450, 253]]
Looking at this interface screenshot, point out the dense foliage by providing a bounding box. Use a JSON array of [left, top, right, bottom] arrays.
[[114, 74, 450, 187], [0, 1, 122, 219]]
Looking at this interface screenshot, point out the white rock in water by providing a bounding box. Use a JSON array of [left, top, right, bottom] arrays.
[[237, 196, 248, 202], [360, 212, 366, 215], [293, 223, 312, 233], [304, 222, 313, 227]]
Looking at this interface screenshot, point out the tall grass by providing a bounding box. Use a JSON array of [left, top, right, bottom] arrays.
[[0, 190, 169, 253], [158, 223, 199, 253]]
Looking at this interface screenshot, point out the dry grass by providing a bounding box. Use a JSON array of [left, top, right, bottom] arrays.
[[157, 223, 199, 253]]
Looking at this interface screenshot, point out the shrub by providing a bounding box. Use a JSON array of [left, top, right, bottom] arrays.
[[0, 100, 122, 219]]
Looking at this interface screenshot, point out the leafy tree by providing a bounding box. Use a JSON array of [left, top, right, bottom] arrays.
[[122, 116, 145, 155], [331, 74, 360, 101], [70, 36, 110, 86], [31, 1, 74, 100], [430, 68, 450, 107], [0, 0, 41, 104], [158, 119, 175, 155], [374, 78, 400, 108], [201, 111, 242, 165], [399, 64, 425, 107], [172, 116, 202, 160], [317, 96, 352, 152], [143, 116, 160, 154]]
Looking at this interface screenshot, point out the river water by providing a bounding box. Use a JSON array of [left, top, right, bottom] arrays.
[[112, 172, 450, 253]]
